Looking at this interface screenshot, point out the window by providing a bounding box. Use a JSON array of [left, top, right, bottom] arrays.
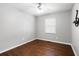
[[45, 18, 56, 33]]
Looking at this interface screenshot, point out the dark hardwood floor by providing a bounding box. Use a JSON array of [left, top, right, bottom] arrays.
[[0, 39, 75, 56]]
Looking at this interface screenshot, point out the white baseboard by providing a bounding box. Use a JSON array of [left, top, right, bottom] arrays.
[[0, 39, 35, 54], [0, 38, 77, 56], [70, 44, 77, 56], [36, 38, 71, 45], [36, 38, 77, 56]]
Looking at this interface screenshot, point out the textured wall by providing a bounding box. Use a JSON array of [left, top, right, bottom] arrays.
[[72, 3, 79, 55], [36, 10, 72, 43], [0, 4, 35, 52]]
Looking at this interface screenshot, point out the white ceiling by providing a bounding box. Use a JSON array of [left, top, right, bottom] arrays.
[[9, 3, 74, 16]]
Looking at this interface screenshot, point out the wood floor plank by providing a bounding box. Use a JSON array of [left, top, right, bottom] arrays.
[[0, 39, 75, 56]]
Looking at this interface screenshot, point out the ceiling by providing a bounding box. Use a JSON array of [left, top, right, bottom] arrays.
[[9, 3, 74, 16]]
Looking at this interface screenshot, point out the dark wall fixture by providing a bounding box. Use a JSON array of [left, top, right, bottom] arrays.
[[37, 3, 42, 10], [73, 10, 79, 27]]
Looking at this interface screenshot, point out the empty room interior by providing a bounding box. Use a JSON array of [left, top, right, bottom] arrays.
[[0, 3, 79, 56]]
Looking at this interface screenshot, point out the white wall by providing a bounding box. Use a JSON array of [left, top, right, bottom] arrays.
[[72, 3, 79, 55], [0, 4, 35, 52], [0, 3, 73, 53], [36, 11, 72, 43]]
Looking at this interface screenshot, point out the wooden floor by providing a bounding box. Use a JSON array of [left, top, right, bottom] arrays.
[[0, 39, 75, 56]]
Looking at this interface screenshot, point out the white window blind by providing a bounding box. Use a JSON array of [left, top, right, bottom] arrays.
[[45, 18, 56, 33]]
